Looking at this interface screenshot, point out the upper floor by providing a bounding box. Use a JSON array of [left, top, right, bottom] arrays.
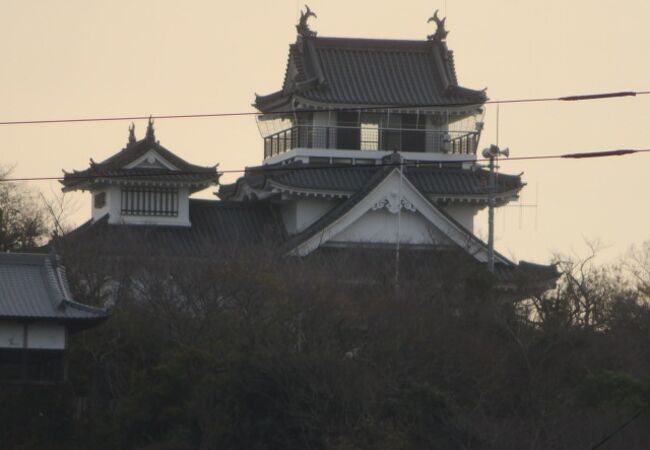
[[253, 8, 487, 165], [258, 109, 484, 165]]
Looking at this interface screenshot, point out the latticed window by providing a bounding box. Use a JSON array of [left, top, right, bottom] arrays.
[[121, 187, 179, 217], [93, 192, 106, 209]]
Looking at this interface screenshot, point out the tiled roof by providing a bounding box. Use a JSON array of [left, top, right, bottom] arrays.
[[281, 162, 515, 265], [219, 162, 522, 200], [306, 247, 557, 289], [255, 36, 486, 111], [0, 253, 108, 322], [62, 129, 217, 192], [61, 199, 287, 258], [284, 165, 395, 251]]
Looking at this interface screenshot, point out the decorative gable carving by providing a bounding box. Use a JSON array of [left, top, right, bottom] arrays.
[[372, 190, 417, 214], [125, 149, 179, 171], [290, 168, 511, 265]]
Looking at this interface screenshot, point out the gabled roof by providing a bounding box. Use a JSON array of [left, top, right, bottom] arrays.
[[219, 161, 523, 204], [285, 164, 396, 252], [284, 164, 512, 263], [0, 252, 108, 323], [279, 165, 556, 286], [254, 34, 487, 112], [60, 199, 287, 259], [61, 120, 218, 192]]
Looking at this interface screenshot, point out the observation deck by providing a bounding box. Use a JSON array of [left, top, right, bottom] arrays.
[[263, 124, 480, 160]]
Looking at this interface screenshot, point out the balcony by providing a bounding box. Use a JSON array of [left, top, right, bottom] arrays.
[[263, 125, 480, 160]]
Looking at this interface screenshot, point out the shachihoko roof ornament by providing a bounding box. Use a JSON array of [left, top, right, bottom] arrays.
[[296, 5, 317, 37], [127, 122, 136, 146], [427, 10, 448, 41], [145, 116, 156, 142]]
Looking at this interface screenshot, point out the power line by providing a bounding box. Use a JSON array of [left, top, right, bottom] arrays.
[[1, 148, 648, 183], [0, 90, 648, 126]]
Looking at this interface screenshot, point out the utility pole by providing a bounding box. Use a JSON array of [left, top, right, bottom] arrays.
[[481, 144, 509, 273]]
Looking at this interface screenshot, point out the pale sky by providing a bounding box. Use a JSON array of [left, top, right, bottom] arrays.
[[1, 0, 649, 264]]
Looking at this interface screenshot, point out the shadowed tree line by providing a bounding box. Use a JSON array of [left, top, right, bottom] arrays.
[[1, 171, 650, 449]]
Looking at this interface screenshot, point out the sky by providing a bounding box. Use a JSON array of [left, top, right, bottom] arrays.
[[1, 0, 649, 264]]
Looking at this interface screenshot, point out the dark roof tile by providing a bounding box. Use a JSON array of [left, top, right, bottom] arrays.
[[62, 135, 217, 191], [219, 163, 522, 200], [0, 253, 108, 322], [256, 36, 486, 111], [62, 199, 287, 258]]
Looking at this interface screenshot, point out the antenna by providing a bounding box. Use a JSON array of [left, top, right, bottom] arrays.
[[495, 103, 500, 147], [500, 183, 540, 231]]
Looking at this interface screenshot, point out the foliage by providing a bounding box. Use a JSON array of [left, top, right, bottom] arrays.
[[6, 241, 650, 449]]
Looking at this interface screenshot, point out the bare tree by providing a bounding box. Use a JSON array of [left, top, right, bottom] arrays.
[[0, 165, 48, 250]]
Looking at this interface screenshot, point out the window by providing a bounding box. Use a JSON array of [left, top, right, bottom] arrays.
[[94, 192, 106, 209], [381, 114, 402, 151], [121, 187, 179, 217], [360, 114, 380, 150], [401, 114, 426, 152], [337, 112, 360, 149], [309, 157, 330, 164]]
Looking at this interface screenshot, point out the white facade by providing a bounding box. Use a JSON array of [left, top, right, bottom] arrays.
[[281, 198, 338, 234], [263, 147, 477, 167], [0, 321, 24, 348], [330, 208, 453, 246], [91, 185, 192, 227], [289, 168, 511, 265], [441, 205, 478, 233], [0, 321, 66, 350]]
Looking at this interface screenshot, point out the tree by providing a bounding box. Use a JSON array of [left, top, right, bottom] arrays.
[[0, 165, 49, 250]]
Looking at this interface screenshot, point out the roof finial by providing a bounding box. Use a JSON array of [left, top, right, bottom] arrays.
[[128, 122, 136, 145], [145, 116, 155, 142], [296, 5, 317, 37], [427, 10, 448, 41]]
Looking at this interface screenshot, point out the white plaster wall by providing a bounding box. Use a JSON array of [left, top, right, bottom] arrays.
[[0, 321, 24, 348], [280, 198, 338, 235], [27, 323, 66, 350], [280, 202, 298, 234], [330, 209, 452, 245], [312, 112, 334, 149], [441, 205, 478, 233], [425, 116, 449, 153], [91, 185, 119, 222], [295, 199, 337, 233], [263, 148, 476, 166]]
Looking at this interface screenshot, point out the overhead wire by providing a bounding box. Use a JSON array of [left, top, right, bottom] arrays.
[[0, 90, 648, 126], [1, 148, 648, 183]]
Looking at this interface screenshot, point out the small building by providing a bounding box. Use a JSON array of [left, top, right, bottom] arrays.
[[62, 119, 218, 228], [0, 253, 108, 384]]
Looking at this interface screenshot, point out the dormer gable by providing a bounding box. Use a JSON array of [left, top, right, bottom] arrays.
[[124, 149, 180, 171], [61, 120, 219, 227]]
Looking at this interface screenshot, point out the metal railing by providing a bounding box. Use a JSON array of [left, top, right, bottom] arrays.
[[263, 125, 480, 159]]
